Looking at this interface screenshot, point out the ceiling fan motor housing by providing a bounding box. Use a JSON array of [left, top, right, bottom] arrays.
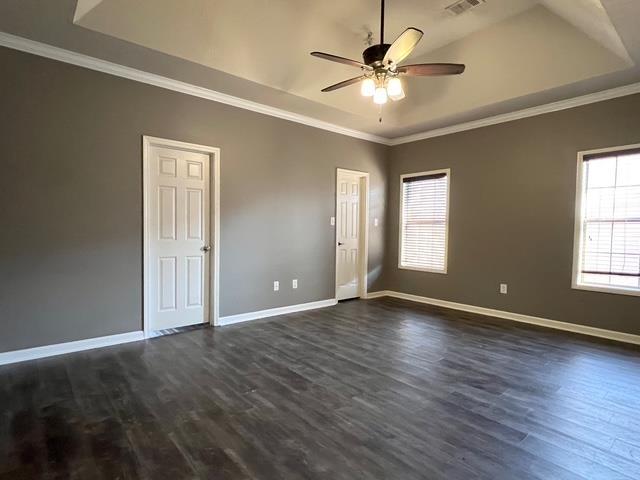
[[363, 44, 391, 66]]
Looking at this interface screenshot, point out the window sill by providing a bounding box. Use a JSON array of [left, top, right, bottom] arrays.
[[398, 265, 447, 275], [572, 283, 640, 298]]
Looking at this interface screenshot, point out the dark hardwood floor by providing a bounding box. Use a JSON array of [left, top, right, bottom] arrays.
[[2, 297, 640, 479]]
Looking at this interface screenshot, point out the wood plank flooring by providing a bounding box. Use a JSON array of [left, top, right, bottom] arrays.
[[2, 297, 640, 479]]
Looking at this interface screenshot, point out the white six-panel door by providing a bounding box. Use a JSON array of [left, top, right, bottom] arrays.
[[336, 171, 363, 300], [149, 146, 210, 330]]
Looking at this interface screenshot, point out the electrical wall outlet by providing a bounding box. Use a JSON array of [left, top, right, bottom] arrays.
[[273, 281, 279, 292], [292, 279, 298, 289], [500, 283, 508, 294]]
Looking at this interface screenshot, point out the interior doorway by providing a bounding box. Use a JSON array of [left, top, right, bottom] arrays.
[[335, 168, 369, 301], [143, 136, 220, 334]]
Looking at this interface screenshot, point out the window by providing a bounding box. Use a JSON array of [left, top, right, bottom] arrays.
[[573, 145, 640, 296], [399, 169, 450, 273]]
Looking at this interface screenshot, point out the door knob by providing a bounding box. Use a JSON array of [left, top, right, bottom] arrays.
[[338, 242, 344, 246], [201, 245, 211, 252]]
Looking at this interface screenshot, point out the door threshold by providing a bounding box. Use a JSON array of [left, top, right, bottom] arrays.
[[337, 297, 361, 303], [147, 322, 211, 339]]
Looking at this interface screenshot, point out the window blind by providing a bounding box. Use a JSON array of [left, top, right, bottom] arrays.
[[578, 149, 640, 291], [400, 172, 449, 272]]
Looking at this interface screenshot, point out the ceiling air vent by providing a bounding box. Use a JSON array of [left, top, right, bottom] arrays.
[[445, 0, 486, 16]]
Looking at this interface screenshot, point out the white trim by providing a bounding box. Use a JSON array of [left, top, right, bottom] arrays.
[[212, 149, 221, 326], [576, 143, 640, 158], [335, 168, 370, 300], [363, 290, 388, 299], [398, 169, 450, 274], [142, 136, 221, 335], [0, 331, 145, 366], [3, 32, 640, 147], [0, 32, 388, 145], [365, 291, 640, 346], [572, 147, 588, 295], [388, 82, 640, 146], [572, 283, 640, 297], [571, 143, 640, 298], [219, 299, 337, 326]]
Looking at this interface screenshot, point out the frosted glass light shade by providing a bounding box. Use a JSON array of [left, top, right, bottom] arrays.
[[373, 86, 388, 104], [361, 78, 376, 97], [387, 77, 404, 100]]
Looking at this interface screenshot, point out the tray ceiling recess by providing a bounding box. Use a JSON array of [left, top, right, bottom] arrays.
[[14, 0, 627, 140]]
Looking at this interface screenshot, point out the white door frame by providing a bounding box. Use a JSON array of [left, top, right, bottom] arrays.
[[142, 136, 221, 335], [335, 168, 369, 300]]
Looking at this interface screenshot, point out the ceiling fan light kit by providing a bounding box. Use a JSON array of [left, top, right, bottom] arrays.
[[362, 68, 404, 104], [311, 0, 465, 111]]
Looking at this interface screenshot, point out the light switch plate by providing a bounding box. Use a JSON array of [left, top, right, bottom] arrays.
[[500, 283, 508, 294], [330, 216, 335, 226], [374, 218, 379, 227], [273, 281, 279, 292], [292, 279, 298, 289]]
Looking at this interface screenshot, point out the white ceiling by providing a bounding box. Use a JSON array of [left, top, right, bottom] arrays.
[[71, 0, 538, 121], [394, 5, 628, 128], [0, 0, 638, 139], [71, 0, 635, 135]]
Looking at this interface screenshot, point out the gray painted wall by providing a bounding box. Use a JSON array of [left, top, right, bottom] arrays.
[[2, 44, 640, 353], [0, 47, 388, 352], [385, 94, 640, 336]]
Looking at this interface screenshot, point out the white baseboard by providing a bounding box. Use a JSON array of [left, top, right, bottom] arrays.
[[218, 298, 337, 326], [4, 290, 635, 366], [367, 290, 640, 346], [0, 331, 145, 366], [364, 291, 389, 299], [0, 298, 335, 365]]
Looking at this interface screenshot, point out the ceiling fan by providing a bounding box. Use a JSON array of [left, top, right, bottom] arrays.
[[310, 0, 465, 105]]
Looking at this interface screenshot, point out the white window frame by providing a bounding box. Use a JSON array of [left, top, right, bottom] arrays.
[[398, 168, 451, 274], [572, 143, 640, 297]]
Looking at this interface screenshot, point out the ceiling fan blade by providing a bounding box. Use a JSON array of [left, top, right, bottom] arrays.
[[321, 76, 365, 92], [398, 63, 466, 76], [383, 27, 423, 66], [311, 52, 373, 70]]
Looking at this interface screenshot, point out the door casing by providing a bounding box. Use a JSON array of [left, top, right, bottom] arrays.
[[142, 136, 220, 336], [335, 168, 369, 300]]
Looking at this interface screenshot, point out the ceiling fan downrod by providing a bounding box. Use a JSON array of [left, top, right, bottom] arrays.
[[380, 0, 385, 45]]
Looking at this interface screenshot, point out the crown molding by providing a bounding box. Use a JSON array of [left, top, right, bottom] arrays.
[[388, 81, 640, 146], [0, 32, 392, 145], [2, 32, 640, 148]]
